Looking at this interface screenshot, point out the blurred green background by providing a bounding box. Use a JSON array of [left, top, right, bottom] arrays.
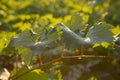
[[0, 0, 120, 80]]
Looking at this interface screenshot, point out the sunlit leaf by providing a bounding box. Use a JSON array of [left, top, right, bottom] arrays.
[[93, 43, 100, 48], [88, 76, 98, 80], [93, 42, 110, 48], [18, 69, 48, 80], [111, 26, 120, 35], [11, 68, 48, 80], [101, 42, 110, 48], [0, 32, 16, 54]]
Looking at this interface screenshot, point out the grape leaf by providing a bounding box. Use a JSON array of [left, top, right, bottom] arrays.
[[67, 13, 84, 31], [111, 26, 120, 35], [11, 68, 48, 80], [10, 28, 63, 57], [29, 41, 62, 56], [18, 69, 48, 80], [17, 47, 33, 65], [10, 30, 36, 47], [9, 22, 114, 65], [86, 22, 114, 45], [54, 23, 87, 49]]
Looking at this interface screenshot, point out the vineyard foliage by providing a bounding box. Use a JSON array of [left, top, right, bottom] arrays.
[[0, 0, 120, 80]]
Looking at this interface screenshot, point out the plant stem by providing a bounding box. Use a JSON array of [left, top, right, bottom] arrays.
[[9, 55, 107, 80]]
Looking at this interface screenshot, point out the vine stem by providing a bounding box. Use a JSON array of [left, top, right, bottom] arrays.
[[9, 55, 107, 80]]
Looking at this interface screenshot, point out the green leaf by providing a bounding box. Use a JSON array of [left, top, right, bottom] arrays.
[[86, 22, 114, 45], [10, 30, 35, 47], [93, 43, 100, 48], [0, 31, 15, 54], [43, 46, 62, 55], [47, 26, 63, 41], [28, 40, 59, 56], [67, 13, 84, 31], [101, 42, 110, 48], [10, 28, 63, 56], [88, 76, 98, 80], [17, 47, 33, 65], [18, 69, 48, 80], [54, 23, 87, 49], [11, 68, 48, 80], [111, 26, 120, 35], [29, 29, 40, 42], [93, 42, 110, 48]]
